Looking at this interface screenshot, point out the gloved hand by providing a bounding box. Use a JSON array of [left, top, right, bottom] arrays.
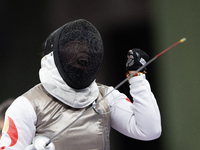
[[24, 136, 55, 150], [126, 48, 149, 73]]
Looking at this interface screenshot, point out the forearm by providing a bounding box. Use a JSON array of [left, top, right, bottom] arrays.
[[129, 74, 161, 140]]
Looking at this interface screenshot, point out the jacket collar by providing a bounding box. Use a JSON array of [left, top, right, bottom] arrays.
[[39, 52, 99, 108]]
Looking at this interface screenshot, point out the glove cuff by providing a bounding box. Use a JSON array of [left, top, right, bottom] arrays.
[[125, 72, 144, 78]]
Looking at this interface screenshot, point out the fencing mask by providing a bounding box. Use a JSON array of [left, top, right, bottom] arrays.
[[43, 19, 104, 89]]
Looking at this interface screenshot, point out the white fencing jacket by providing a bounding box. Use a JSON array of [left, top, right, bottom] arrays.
[[0, 53, 161, 150]]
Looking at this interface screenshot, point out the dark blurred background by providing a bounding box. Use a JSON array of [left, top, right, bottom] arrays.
[[0, 0, 200, 150]]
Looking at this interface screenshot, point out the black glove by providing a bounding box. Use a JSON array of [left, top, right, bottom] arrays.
[[126, 48, 149, 73]]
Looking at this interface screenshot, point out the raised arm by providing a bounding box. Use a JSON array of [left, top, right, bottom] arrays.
[[109, 48, 161, 140]]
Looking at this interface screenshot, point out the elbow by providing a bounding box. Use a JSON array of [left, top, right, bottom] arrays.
[[145, 116, 162, 140], [144, 125, 162, 141], [157, 126, 162, 138], [151, 126, 162, 140], [131, 124, 162, 141]]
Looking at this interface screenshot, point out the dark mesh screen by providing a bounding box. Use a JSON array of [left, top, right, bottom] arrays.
[[58, 19, 104, 89]]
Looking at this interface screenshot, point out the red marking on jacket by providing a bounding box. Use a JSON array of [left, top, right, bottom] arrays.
[[0, 116, 18, 149], [125, 98, 132, 103]]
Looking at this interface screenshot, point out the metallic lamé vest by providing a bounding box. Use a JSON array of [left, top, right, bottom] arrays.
[[23, 83, 111, 150]]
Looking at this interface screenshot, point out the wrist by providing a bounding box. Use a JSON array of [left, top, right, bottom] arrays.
[[126, 72, 143, 78]]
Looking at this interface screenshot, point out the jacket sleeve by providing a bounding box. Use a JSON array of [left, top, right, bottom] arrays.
[[0, 96, 37, 150], [109, 74, 161, 141]]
